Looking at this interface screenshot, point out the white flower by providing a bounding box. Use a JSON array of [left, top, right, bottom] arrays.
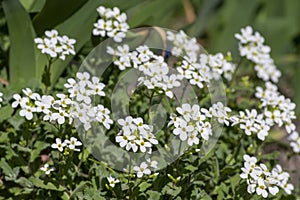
[[117, 116, 134, 129], [19, 105, 36, 120], [108, 44, 182, 98], [170, 104, 213, 146], [146, 158, 158, 169], [22, 88, 40, 100], [12, 94, 22, 108], [288, 131, 300, 153], [40, 164, 55, 175], [116, 116, 157, 153], [173, 120, 194, 141], [241, 154, 293, 197], [133, 162, 151, 178], [34, 38, 58, 57], [107, 176, 120, 188], [235, 26, 281, 83], [137, 139, 152, 153], [45, 29, 59, 43], [116, 131, 135, 148], [34, 29, 76, 60], [256, 178, 268, 198], [51, 138, 67, 152], [264, 109, 283, 127], [59, 35, 76, 57], [65, 137, 82, 151], [35, 100, 50, 114], [176, 104, 192, 121], [187, 132, 199, 146], [281, 183, 294, 195], [166, 30, 199, 61], [52, 108, 69, 124], [93, 6, 129, 42]]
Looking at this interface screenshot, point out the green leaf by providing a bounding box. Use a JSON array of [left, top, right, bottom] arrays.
[[29, 177, 65, 191], [146, 190, 161, 200], [19, 0, 46, 13], [162, 183, 182, 197], [33, 0, 88, 35], [126, 0, 180, 28], [0, 158, 14, 176], [213, 157, 220, 184], [139, 182, 151, 192], [230, 174, 241, 195], [0, 105, 13, 122], [2, 0, 40, 91], [8, 113, 25, 130], [15, 177, 34, 188], [185, 164, 198, 172], [69, 181, 90, 199], [30, 141, 49, 162], [0, 158, 20, 181]]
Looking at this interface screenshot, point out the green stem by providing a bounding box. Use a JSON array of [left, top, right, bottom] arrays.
[[228, 131, 244, 164], [75, 148, 85, 180], [178, 140, 182, 156], [126, 155, 132, 197]]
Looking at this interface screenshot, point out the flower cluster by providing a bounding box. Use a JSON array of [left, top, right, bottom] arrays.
[[65, 72, 113, 131], [93, 6, 129, 42], [166, 30, 200, 61], [11, 72, 113, 131], [12, 88, 72, 123], [40, 163, 55, 175], [230, 27, 298, 146], [107, 44, 183, 98], [34, 29, 76, 60], [168, 103, 212, 146], [255, 82, 296, 134], [133, 158, 158, 178], [235, 26, 281, 82], [288, 131, 300, 153], [115, 116, 158, 153], [240, 154, 294, 198], [167, 31, 236, 85], [230, 109, 270, 141], [199, 53, 236, 81], [176, 54, 235, 90], [201, 102, 232, 126], [51, 137, 82, 152], [230, 82, 297, 142]]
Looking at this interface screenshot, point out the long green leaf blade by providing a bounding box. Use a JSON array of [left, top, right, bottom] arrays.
[[2, 0, 39, 91]]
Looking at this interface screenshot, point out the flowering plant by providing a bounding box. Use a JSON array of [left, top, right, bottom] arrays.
[[0, 1, 299, 199]]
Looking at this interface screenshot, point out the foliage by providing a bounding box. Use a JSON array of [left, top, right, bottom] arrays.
[[0, 0, 299, 199]]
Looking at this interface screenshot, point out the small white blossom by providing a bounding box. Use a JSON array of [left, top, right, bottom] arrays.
[[288, 131, 300, 153], [240, 154, 293, 198], [65, 137, 82, 151], [40, 164, 55, 175], [93, 6, 129, 42], [235, 26, 281, 83], [51, 138, 67, 152], [35, 29, 76, 60], [107, 176, 120, 188], [170, 103, 213, 146], [133, 162, 151, 178], [115, 116, 157, 153]]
